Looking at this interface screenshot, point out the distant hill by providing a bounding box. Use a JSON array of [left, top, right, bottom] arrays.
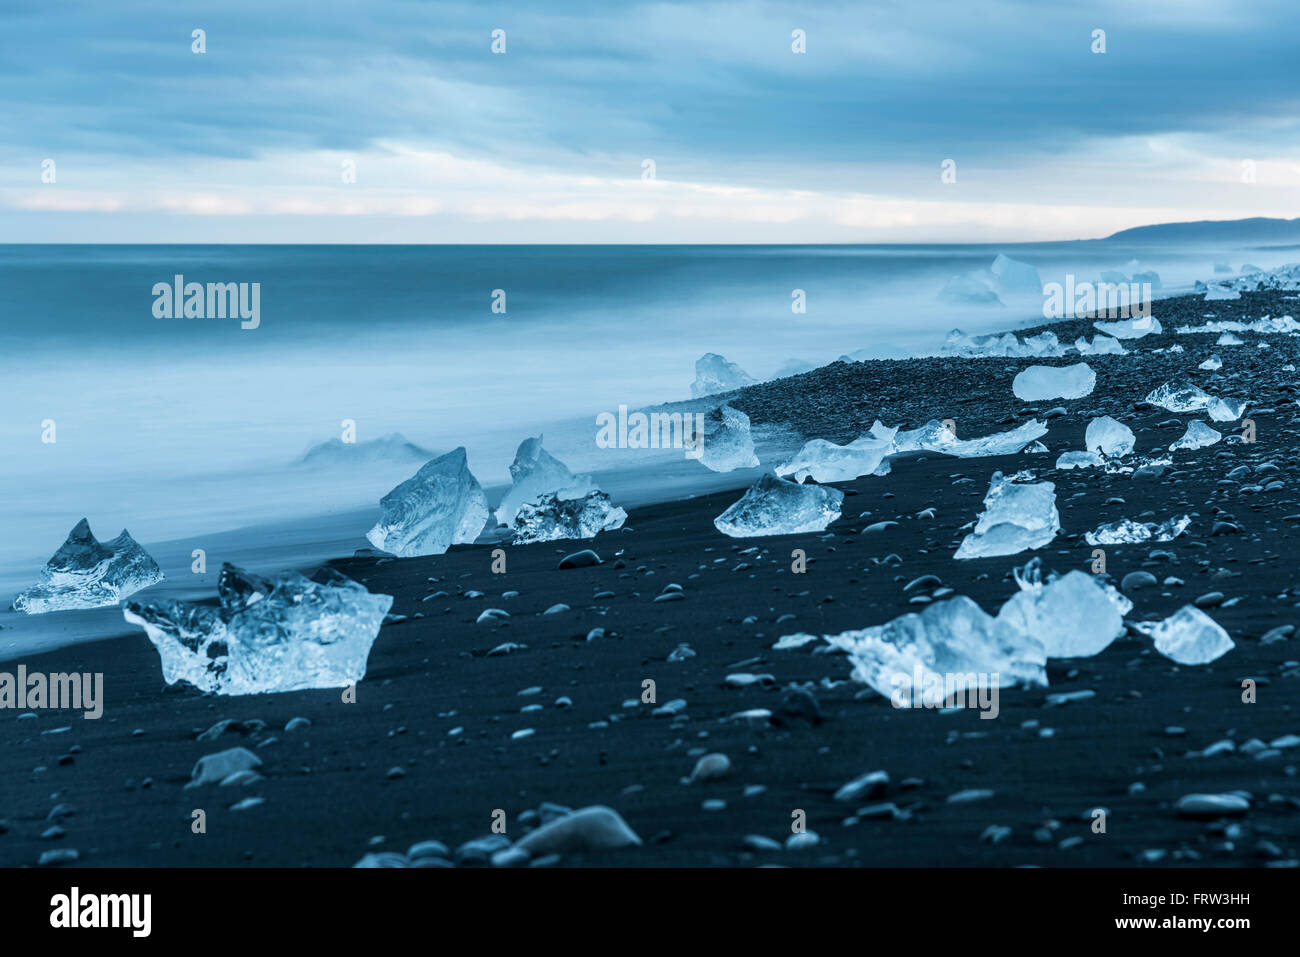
[[1105, 217, 1300, 244], [294, 432, 437, 467]]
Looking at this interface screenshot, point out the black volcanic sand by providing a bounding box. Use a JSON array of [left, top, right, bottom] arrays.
[[2, 291, 1299, 868]]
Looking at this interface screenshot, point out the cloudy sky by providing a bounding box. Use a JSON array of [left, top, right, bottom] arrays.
[[2, 0, 1297, 242]]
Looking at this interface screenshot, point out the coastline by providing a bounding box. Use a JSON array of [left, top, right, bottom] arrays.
[[3, 285, 1298, 866]]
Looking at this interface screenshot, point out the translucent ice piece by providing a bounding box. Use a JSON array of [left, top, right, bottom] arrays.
[[1131, 606, 1234, 665], [1011, 363, 1095, 401], [13, 519, 164, 614], [1207, 396, 1247, 422], [714, 472, 843, 537], [1055, 451, 1103, 470], [892, 419, 1048, 457], [1145, 380, 1211, 412], [820, 595, 1047, 705], [690, 353, 757, 398], [1084, 515, 1191, 546], [366, 447, 490, 557], [122, 563, 393, 694], [699, 405, 760, 473], [777, 425, 895, 483], [996, 565, 1130, 658], [1169, 421, 1221, 450], [1085, 415, 1135, 457], [954, 472, 1060, 560], [1198, 354, 1222, 370], [494, 436, 595, 528], [511, 490, 627, 544], [1092, 316, 1161, 339]]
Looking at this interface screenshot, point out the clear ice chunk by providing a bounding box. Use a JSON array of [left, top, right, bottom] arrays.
[[954, 471, 1060, 560], [714, 472, 844, 537], [1011, 363, 1096, 401], [13, 518, 164, 614], [122, 563, 393, 694], [366, 447, 490, 557], [1169, 421, 1221, 450], [1084, 515, 1191, 546], [1131, 606, 1234, 665], [1075, 334, 1127, 355], [892, 419, 1048, 457], [511, 490, 627, 545], [996, 564, 1130, 658], [820, 595, 1048, 705], [1198, 354, 1222, 370], [1207, 396, 1247, 422], [690, 353, 757, 398], [1085, 415, 1135, 457], [1055, 450, 1103, 470], [1145, 380, 1211, 412], [494, 436, 595, 528], [990, 253, 1043, 294], [699, 405, 760, 473], [1092, 316, 1161, 339], [777, 424, 896, 483]]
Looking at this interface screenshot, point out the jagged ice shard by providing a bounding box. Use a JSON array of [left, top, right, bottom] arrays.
[[1092, 316, 1162, 339], [13, 519, 164, 614], [954, 472, 1060, 559], [511, 491, 627, 544], [1131, 606, 1234, 665], [777, 423, 896, 483], [699, 405, 760, 473], [892, 418, 1048, 457], [821, 596, 1048, 705], [1011, 363, 1095, 401], [1170, 421, 1221, 451], [690, 353, 757, 398], [1144, 380, 1210, 412], [996, 565, 1131, 658], [1085, 515, 1191, 546], [366, 447, 490, 557], [494, 436, 595, 528], [714, 472, 843, 537], [122, 564, 393, 695]]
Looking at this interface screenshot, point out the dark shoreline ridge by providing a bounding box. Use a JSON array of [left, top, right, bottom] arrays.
[[3, 288, 1299, 867]]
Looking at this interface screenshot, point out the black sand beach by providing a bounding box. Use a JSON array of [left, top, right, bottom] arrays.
[[3, 290, 1298, 868]]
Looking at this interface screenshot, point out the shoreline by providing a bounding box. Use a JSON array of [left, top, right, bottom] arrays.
[[3, 285, 1298, 866]]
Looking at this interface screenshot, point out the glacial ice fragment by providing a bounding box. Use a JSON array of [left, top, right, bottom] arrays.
[[690, 353, 757, 398], [777, 428, 894, 484], [366, 447, 490, 557], [990, 253, 1043, 294], [13, 519, 164, 614], [954, 472, 1060, 560], [1204, 285, 1241, 301], [1198, 354, 1222, 370], [996, 565, 1130, 658], [699, 405, 760, 473], [122, 563, 393, 694], [511, 490, 627, 544], [1085, 416, 1135, 457], [819, 596, 1048, 704], [1216, 332, 1244, 346], [1131, 606, 1234, 665], [892, 418, 1048, 457], [1011, 363, 1095, 401], [1093, 316, 1161, 339], [1055, 451, 1103, 470], [714, 472, 843, 538], [1144, 380, 1211, 412], [1084, 515, 1191, 546], [1169, 421, 1221, 451], [1075, 335, 1126, 355], [494, 436, 595, 528], [1207, 396, 1247, 422]]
